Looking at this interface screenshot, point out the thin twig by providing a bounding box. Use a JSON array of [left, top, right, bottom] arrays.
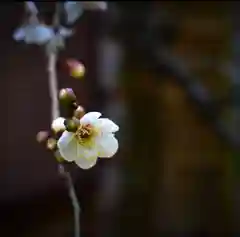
[[47, 3, 81, 237], [47, 50, 81, 237], [66, 172, 80, 237], [47, 53, 60, 119], [59, 164, 80, 237], [24, 2, 81, 236]]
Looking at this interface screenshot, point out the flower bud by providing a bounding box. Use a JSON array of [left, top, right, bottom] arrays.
[[72, 102, 79, 110], [51, 117, 66, 133], [36, 131, 49, 143], [46, 138, 57, 151], [59, 88, 76, 103], [64, 119, 79, 132], [66, 59, 85, 79], [73, 105, 85, 119]]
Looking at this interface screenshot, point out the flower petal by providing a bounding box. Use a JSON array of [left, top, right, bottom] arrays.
[[57, 131, 77, 161], [80, 112, 101, 125], [59, 27, 73, 38], [77, 144, 98, 159], [75, 157, 97, 169], [51, 117, 65, 133], [13, 27, 26, 41], [25, 25, 54, 45], [75, 145, 98, 169], [25, 2, 38, 14], [97, 118, 119, 133], [64, 2, 83, 24], [97, 134, 119, 158]]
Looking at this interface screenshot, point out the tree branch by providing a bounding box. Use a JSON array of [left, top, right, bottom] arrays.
[[47, 3, 81, 237]]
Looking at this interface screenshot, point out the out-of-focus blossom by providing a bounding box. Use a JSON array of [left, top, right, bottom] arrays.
[[57, 112, 119, 169], [64, 2, 83, 24], [36, 131, 49, 143], [25, 1, 38, 15], [67, 59, 85, 79], [59, 27, 74, 38], [51, 117, 66, 133], [14, 24, 53, 45], [64, 1, 107, 24], [13, 24, 73, 46]]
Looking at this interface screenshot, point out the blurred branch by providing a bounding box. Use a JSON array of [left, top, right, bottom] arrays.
[[112, 2, 238, 148], [152, 48, 240, 149]]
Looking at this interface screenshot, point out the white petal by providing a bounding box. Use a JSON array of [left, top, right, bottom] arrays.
[[34, 25, 54, 44], [13, 27, 26, 41], [25, 2, 38, 14], [64, 2, 83, 24], [59, 27, 73, 38], [77, 144, 98, 159], [57, 131, 77, 162], [57, 131, 74, 151], [97, 134, 119, 158], [97, 118, 119, 133], [25, 25, 54, 45], [75, 145, 98, 169], [75, 157, 97, 169], [51, 117, 65, 133], [80, 112, 101, 125]]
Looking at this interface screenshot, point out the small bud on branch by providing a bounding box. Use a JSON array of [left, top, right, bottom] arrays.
[[46, 138, 57, 151], [64, 118, 79, 132], [74, 105, 85, 119], [36, 131, 49, 143]]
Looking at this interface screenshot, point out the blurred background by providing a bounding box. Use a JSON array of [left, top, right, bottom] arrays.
[[1, 1, 240, 236]]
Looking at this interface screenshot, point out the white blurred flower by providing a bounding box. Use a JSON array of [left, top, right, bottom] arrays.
[[59, 27, 73, 37], [64, 2, 83, 24], [51, 117, 66, 133], [57, 112, 119, 169], [14, 24, 53, 45], [25, 1, 38, 15], [64, 1, 107, 24], [13, 24, 73, 46]]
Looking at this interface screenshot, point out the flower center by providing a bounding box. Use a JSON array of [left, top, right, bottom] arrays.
[[74, 124, 93, 145]]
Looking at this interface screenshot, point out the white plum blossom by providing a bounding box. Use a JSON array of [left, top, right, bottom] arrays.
[[13, 1, 105, 45], [57, 112, 119, 169], [14, 24, 53, 45], [13, 23, 73, 45], [13, 2, 73, 46], [64, 1, 107, 24], [51, 117, 66, 133]]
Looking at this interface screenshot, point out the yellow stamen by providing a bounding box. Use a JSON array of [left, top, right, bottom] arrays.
[[75, 124, 94, 146]]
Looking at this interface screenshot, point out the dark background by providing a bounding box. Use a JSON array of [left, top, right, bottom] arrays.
[[1, 2, 240, 237]]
